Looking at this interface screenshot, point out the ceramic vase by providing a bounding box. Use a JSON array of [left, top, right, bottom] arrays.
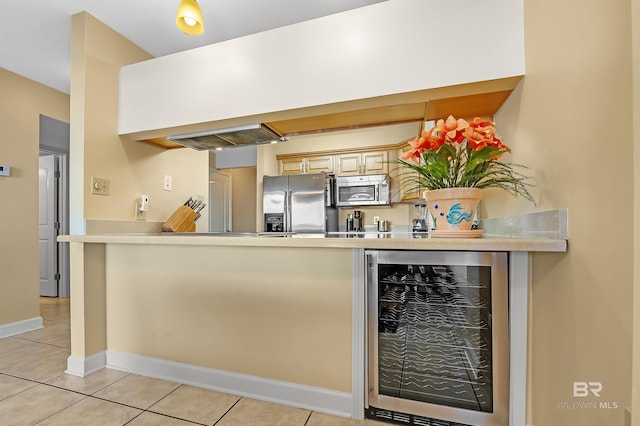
[[425, 187, 482, 237]]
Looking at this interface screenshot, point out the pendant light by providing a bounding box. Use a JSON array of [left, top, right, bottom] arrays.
[[176, 0, 204, 35]]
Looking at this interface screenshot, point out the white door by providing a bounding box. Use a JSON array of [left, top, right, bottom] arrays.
[[209, 170, 232, 232], [39, 155, 58, 296]]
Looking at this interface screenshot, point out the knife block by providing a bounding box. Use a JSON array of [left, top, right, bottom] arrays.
[[162, 206, 197, 233]]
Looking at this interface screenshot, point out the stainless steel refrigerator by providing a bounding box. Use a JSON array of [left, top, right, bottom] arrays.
[[263, 173, 338, 233]]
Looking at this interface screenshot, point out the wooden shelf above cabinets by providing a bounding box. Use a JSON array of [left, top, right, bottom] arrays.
[[267, 103, 428, 136], [266, 90, 514, 137], [140, 137, 185, 150]]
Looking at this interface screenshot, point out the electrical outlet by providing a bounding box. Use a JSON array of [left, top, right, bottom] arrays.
[[135, 204, 147, 221], [373, 216, 380, 224], [91, 177, 110, 195], [0, 164, 10, 176], [163, 175, 172, 191]]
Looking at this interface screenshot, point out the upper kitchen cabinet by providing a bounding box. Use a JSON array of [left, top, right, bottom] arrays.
[[336, 151, 388, 176], [280, 154, 334, 175], [118, 0, 524, 147]]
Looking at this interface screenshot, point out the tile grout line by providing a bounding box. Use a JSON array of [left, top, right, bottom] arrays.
[[142, 408, 205, 425], [44, 371, 131, 397], [0, 373, 91, 426], [141, 383, 208, 425], [31, 394, 89, 425], [303, 410, 313, 425], [212, 396, 243, 425]]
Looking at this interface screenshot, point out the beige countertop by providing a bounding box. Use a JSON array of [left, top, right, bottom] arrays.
[[58, 232, 567, 252]]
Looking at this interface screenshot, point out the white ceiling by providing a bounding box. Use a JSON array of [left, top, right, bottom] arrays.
[[0, 0, 386, 94]]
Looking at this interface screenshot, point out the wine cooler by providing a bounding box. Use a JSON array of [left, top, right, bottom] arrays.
[[366, 251, 509, 426]]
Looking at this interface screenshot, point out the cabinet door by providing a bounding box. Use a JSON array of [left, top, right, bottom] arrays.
[[306, 155, 334, 174], [362, 151, 388, 174], [280, 157, 305, 175], [336, 153, 362, 175]]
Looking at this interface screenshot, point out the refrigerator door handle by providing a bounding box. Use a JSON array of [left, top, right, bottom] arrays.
[[283, 190, 288, 232], [285, 190, 292, 232]]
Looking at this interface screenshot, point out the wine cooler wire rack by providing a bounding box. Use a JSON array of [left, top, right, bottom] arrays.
[[377, 264, 493, 413]]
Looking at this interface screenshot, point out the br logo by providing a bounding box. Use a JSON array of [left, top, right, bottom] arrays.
[[573, 382, 602, 397]]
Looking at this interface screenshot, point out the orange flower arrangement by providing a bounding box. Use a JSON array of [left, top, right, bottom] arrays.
[[396, 115, 533, 202]]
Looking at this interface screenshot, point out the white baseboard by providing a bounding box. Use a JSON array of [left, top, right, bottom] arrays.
[[106, 350, 353, 418], [0, 316, 43, 339], [65, 351, 106, 377]]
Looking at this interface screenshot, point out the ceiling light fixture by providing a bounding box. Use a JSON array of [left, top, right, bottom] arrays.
[[176, 0, 204, 35]]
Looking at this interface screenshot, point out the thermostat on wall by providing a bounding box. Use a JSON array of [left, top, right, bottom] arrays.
[[0, 165, 10, 176]]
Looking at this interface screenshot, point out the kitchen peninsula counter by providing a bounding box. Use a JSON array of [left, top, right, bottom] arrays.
[[59, 232, 567, 252], [59, 211, 567, 425]]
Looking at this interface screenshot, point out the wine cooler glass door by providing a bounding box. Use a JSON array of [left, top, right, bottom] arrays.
[[366, 251, 509, 426]]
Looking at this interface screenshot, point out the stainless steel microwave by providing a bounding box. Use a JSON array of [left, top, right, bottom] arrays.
[[335, 174, 390, 207]]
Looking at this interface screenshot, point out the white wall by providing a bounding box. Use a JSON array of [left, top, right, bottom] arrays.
[[119, 0, 524, 136]]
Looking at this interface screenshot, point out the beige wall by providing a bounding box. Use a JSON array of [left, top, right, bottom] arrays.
[[494, 0, 634, 424], [0, 68, 69, 325], [70, 13, 209, 233], [105, 244, 353, 392]]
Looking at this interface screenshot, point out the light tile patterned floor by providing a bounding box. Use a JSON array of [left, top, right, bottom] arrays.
[[0, 298, 386, 425]]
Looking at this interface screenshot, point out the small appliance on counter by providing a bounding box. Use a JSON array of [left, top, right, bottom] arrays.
[[346, 213, 354, 232], [263, 173, 338, 233], [412, 202, 428, 233], [353, 210, 363, 232], [345, 210, 364, 232]]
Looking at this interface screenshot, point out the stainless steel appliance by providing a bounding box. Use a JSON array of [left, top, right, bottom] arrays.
[[167, 123, 286, 150], [366, 250, 509, 426], [263, 173, 338, 233], [335, 174, 390, 207]]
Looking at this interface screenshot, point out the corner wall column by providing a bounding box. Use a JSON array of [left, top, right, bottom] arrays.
[[66, 242, 107, 376]]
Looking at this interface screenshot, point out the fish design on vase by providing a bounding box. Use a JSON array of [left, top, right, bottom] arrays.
[[446, 203, 473, 227]]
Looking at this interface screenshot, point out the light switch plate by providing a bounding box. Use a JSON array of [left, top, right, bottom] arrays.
[[91, 177, 110, 195]]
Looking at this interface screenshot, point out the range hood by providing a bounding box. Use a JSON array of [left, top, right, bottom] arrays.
[[166, 123, 286, 150]]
